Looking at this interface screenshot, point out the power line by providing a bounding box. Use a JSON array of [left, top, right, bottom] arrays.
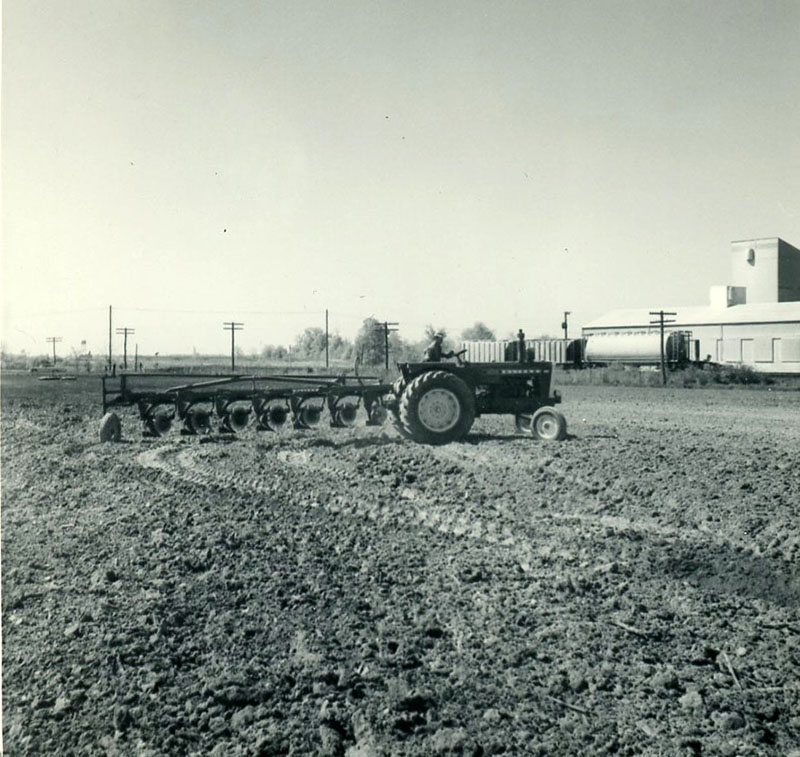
[[116, 327, 135, 369], [119, 307, 325, 316], [649, 310, 676, 386], [373, 321, 399, 371], [45, 336, 62, 365], [7, 307, 107, 319], [223, 321, 244, 371]]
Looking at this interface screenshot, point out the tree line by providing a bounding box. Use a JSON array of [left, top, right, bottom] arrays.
[[260, 319, 499, 365], [0, 320, 504, 369]]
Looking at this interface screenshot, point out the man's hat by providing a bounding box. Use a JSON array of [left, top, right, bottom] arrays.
[[433, 332, 444, 339]]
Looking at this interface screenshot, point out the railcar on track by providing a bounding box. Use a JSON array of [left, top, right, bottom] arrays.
[[462, 331, 699, 370]]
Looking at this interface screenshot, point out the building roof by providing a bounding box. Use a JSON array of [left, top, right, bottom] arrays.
[[583, 301, 800, 331]]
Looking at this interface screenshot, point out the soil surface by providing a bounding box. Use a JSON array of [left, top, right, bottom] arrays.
[[2, 374, 800, 756]]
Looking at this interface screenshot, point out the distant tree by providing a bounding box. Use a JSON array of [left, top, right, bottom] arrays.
[[385, 332, 409, 364], [423, 324, 446, 342], [422, 324, 460, 354], [327, 333, 353, 360], [461, 322, 496, 341], [294, 327, 327, 358], [355, 318, 385, 365], [261, 344, 289, 360]]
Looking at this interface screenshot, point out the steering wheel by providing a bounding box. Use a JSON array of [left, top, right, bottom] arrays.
[[454, 349, 468, 365]]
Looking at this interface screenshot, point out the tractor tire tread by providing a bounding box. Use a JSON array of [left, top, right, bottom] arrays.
[[396, 370, 475, 445]]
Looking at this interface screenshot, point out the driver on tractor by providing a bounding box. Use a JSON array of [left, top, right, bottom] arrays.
[[424, 332, 457, 362]]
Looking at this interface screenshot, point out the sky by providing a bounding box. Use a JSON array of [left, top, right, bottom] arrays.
[[2, 0, 799, 357]]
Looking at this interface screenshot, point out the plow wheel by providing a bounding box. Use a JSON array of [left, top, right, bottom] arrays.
[[334, 402, 359, 427], [147, 412, 173, 436], [396, 371, 475, 445], [188, 408, 212, 435], [531, 407, 567, 441], [298, 405, 323, 429], [259, 403, 289, 431], [99, 412, 122, 442], [368, 403, 388, 426], [228, 405, 251, 432]]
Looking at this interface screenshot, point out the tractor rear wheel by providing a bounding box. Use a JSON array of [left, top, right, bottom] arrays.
[[389, 407, 413, 439], [388, 378, 412, 438], [396, 371, 475, 445], [531, 407, 567, 441]]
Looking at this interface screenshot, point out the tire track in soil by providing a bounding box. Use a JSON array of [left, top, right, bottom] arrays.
[[434, 440, 800, 607], [137, 443, 514, 547], [135, 437, 772, 583], [439, 439, 800, 556]]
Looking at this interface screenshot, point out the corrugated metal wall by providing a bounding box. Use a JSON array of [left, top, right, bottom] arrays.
[[461, 340, 508, 362], [527, 340, 569, 363], [461, 339, 574, 364]]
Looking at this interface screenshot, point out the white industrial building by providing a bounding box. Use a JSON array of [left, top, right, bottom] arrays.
[[582, 238, 800, 373]]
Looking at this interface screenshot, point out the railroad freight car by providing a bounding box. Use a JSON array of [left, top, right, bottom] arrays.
[[583, 331, 697, 367], [462, 331, 698, 369], [461, 338, 585, 367]]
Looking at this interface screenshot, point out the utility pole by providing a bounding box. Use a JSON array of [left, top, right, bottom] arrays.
[[108, 305, 113, 370], [374, 321, 399, 371], [134, 343, 139, 372], [561, 311, 571, 340], [649, 310, 676, 385], [223, 321, 244, 371], [116, 327, 135, 369], [46, 336, 62, 366], [325, 309, 329, 369]]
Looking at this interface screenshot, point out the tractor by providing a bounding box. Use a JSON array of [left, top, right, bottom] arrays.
[[98, 332, 567, 444], [386, 351, 566, 444]]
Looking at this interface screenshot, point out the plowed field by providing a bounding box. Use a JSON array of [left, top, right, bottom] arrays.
[[2, 375, 799, 756]]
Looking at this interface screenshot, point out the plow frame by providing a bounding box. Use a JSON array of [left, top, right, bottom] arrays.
[[101, 372, 394, 434]]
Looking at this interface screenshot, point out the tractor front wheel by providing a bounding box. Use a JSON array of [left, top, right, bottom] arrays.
[[531, 407, 567, 441], [396, 371, 475, 445]]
